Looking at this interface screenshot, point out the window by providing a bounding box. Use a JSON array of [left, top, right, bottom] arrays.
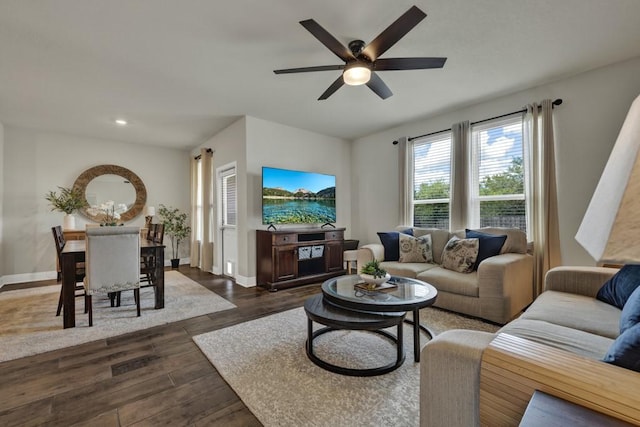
[[470, 115, 526, 230], [221, 169, 237, 227], [409, 114, 527, 233], [412, 132, 452, 229]]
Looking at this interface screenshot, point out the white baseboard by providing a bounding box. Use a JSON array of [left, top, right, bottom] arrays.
[[2, 271, 58, 287], [234, 274, 256, 287]]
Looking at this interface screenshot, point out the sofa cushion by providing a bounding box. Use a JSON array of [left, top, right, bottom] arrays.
[[620, 285, 640, 333], [380, 261, 437, 279], [418, 266, 479, 297], [399, 233, 433, 263], [603, 322, 640, 372], [377, 229, 412, 261], [441, 236, 478, 274], [499, 318, 614, 360], [402, 227, 452, 265], [520, 290, 621, 339], [465, 229, 507, 270], [596, 264, 640, 309]]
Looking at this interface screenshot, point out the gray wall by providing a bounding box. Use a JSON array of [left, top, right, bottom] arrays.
[[195, 115, 351, 286], [351, 56, 640, 266], [0, 122, 4, 278], [1, 126, 190, 284]]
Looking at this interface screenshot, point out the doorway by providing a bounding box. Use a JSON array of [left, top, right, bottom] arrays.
[[218, 165, 237, 278]]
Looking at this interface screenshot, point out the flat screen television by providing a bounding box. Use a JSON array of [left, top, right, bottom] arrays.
[[262, 166, 336, 225]]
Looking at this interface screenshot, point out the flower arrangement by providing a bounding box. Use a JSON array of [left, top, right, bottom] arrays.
[[45, 186, 87, 214], [158, 204, 191, 260], [86, 200, 124, 226]]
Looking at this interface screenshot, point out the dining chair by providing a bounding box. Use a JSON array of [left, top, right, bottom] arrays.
[[52, 226, 86, 316], [140, 223, 164, 297], [84, 226, 141, 326]]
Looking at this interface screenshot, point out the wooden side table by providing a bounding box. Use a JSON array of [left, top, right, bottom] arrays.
[[519, 391, 634, 427]]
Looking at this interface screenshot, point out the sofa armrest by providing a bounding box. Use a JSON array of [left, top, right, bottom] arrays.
[[544, 266, 618, 298], [356, 244, 385, 273], [421, 330, 496, 427], [480, 333, 640, 425], [477, 253, 534, 323]]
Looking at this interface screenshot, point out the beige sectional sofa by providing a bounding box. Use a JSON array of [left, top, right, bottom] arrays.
[[421, 266, 640, 426], [357, 227, 533, 324]]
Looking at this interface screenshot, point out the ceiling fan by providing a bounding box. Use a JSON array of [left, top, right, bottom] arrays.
[[273, 5, 447, 100]]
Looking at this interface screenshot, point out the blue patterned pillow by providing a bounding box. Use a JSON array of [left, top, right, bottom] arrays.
[[377, 229, 413, 261], [603, 322, 640, 372], [465, 229, 507, 270], [597, 264, 640, 309]]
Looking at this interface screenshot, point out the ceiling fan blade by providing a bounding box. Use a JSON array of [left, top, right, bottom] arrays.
[[274, 64, 345, 74], [375, 57, 447, 71], [300, 19, 355, 62], [366, 72, 393, 99], [362, 6, 427, 60], [318, 75, 345, 100]]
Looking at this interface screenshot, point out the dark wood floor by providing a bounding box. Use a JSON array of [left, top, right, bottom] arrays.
[[0, 267, 322, 426]]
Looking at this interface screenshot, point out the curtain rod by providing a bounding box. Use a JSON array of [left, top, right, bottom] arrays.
[[393, 98, 563, 145], [194, 148, 213, 160]]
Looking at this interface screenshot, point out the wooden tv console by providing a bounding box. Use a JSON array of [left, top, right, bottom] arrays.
[[256, 228, 346, 291]]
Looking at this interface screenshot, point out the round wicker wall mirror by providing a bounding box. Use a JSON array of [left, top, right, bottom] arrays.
[[73, 164, 147, 223]]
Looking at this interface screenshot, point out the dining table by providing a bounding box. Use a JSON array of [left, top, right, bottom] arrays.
[[60, 239, 165, 328]]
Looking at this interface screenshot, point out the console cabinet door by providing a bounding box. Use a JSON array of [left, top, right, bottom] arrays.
[[274, 246, 297, 281], [325, 241, 344, 273]]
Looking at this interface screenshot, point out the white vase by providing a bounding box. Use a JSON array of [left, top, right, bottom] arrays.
[[63, 214, 75, 230], [360, 273, 391, 286]]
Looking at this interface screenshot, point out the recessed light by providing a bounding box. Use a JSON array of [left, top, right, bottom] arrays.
[[114, 119, 128, 126]]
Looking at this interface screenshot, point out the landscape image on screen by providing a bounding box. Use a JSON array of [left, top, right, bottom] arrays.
[[262, 167, 336, 224]]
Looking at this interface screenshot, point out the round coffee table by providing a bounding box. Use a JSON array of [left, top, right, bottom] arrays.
[[304, 294, 406, 376], [321, 275, 438, 362]]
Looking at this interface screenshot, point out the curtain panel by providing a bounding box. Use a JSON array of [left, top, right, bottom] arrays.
[[525, 100, 562, 296], [190, 148, 214, 272], [190, 156, 199, 267], [398, 136, 412, 226], [450, 121, 470, 231]]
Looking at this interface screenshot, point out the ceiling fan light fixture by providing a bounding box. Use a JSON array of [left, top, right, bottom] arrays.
[[343, 63, 371, 86]]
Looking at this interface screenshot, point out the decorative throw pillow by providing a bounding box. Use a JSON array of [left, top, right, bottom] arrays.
[[603, 322, 640, 372], [441, 236, 479, 274], [596, 264, 640, 309], [377, 229, 413, 261], [399, 233, 433, 263], [465, 229, 507, 270], [620, 285, 640, 334]]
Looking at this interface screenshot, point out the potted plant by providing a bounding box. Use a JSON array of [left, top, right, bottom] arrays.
[[360, 259, 391, 286], [45, 186, 88, 230], [158, 204, 191, 269]]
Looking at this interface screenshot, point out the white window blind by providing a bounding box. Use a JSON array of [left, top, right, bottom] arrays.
[[221, 169, 237, 227], [412, 132, 452, 229]]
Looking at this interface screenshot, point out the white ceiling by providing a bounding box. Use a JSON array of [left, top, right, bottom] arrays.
[[2, 0, 640, 150]]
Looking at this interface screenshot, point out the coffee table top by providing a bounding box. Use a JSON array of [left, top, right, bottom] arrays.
[[321, 275, 438, 313]]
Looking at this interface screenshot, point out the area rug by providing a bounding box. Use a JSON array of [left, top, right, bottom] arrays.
[[193, 306, 499, 427], [0, 271, 236, 362]]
